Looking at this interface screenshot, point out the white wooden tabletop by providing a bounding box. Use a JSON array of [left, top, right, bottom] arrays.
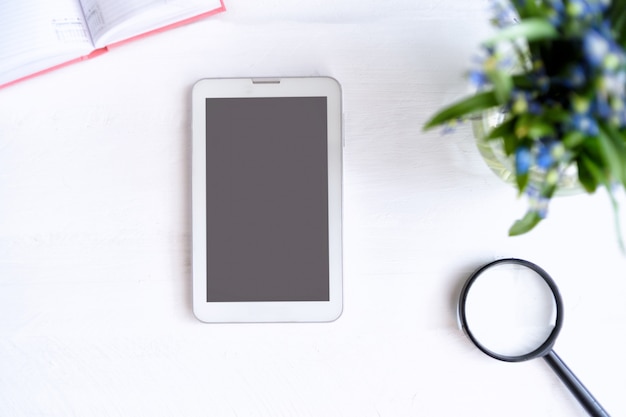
[[1, 1, 625, 416]]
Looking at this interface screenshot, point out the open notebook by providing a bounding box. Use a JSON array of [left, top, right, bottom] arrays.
[[0, 0, 225, 89]]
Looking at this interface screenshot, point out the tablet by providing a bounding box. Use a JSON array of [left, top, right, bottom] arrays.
[[191, 77, 343, 323]]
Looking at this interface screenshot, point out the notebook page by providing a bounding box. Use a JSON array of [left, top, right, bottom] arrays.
[[0, 0, 94, 86], [80, 0, 223, 47], [80, 0, 160, 41]]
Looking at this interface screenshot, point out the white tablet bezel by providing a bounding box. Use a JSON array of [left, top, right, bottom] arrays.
[[191, 77, 343, 323]]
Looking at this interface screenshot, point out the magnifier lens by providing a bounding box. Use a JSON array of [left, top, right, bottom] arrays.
[[463, 263, 558, 358]]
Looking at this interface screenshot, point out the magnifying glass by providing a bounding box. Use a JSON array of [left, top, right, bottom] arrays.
[[458, 258, 610, 417]]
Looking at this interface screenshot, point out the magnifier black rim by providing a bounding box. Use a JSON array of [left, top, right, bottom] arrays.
[[458, 258, 564, 362]]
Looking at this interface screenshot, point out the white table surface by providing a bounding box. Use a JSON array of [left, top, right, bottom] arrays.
[[2, 1, 626, 416]]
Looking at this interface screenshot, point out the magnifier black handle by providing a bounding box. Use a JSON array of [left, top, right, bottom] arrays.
[[543, 351, 610, 417]]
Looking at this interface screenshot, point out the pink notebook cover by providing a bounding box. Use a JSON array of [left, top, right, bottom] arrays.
[[0, 1, 226, 90]]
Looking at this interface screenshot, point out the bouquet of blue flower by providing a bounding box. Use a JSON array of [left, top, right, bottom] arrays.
[[424, 0, 626, 240]]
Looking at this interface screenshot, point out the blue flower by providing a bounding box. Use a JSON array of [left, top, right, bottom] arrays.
[[593, 96, 611, 118], [528, 100, 543, 115], [489, 0, 519, 27], [568, 0, 609, 19], [515, 146, 532, 175], [546, 0, 565, 25], [468, 69, 489, 89], [526, 186, 550, 219], [509, 90, 543, 115], [536, 143, 554, 169], [611, 107, 626, 128], [583, 29, 610, 68], [563, 65, 587, 88], [572, 113, 599, 136], [441, 118, 462, 135], [589, 0, 611, 14], [600, 70, 626, 97]]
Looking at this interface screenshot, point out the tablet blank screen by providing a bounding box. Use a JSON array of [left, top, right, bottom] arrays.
[[205, 97, 329, 302]]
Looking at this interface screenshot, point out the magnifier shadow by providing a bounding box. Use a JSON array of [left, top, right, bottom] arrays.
[[456, 258, 611, 417]]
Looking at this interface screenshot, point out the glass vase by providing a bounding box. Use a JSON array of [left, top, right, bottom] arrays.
[[472, 110, 581, 196]]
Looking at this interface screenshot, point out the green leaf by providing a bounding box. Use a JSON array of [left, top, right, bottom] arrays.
[[542, 108, 569, 124], [488, 70, 513, 103], [502, 134, 517, 155], [598, 122, 626, 185], [582, 140, 626, 251], [606, 186, 626, 253], [512, 74, 534, 89], [562, 131, 585, 148], [514, 114, 533, 138], [576, 155, 599, 193], [527, 120, 555, 139], [584, 126, 626, 252], [610, 0, 626, 46], [510, 0, 540, 19], [487, 116, 516, 140], [423, 90, 499, 130], [597, 125, 625, 185], [516, 171, 529, 193], [513, 114, 554, 139], [581, 154, 608, 188], [509, 210, 542, 236], [483, 18, 558, 46]]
